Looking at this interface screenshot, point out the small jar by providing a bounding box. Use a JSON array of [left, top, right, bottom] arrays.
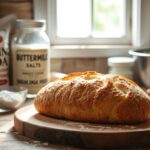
[[107, 57, 135, 80], [11, 19, 50, 94]]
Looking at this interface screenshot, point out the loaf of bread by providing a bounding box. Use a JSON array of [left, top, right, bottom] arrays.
[[34, 71, 150, 123]]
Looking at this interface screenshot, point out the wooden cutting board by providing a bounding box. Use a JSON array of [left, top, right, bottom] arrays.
[[14, 105, 150, 149]]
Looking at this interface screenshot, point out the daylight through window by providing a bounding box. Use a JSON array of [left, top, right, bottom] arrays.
[[57, 0, 127, 38]]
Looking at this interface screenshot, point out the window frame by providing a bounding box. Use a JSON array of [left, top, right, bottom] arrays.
[[33, 0, 150, 58]]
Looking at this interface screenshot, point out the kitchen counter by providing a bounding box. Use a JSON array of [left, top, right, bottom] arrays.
[[0, 99, 82, 150], [1, 99, 150, 150]]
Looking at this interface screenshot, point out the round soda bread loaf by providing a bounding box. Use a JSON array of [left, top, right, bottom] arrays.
[[34, 71, 150, 123]]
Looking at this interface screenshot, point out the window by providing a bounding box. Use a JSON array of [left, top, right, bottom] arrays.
[[50, 0, 131, 45], [57, 0, 127, 38], [34, 0, 150, 58]]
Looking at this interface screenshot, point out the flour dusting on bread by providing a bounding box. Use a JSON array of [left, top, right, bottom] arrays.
[[34, 71, 150, 123]]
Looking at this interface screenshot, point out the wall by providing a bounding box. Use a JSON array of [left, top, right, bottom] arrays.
[[0, 0, 109, 75], [0, 0, 33, 19]]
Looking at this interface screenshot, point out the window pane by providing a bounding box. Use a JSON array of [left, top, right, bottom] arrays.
[[57, 0, 91, 38], [93, 0, 125, 37], [57, 0, 126, 38]]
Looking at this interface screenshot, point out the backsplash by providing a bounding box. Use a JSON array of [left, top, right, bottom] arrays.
[[51, 58, 108, 74], [0, 0, 141, 86], [0, 0, 33, 19], [50, 58, 142, 87]]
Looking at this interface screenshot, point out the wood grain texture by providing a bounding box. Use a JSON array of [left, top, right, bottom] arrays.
[[75, 58, 96, 72], [51, 59, 62, 73], [0, 100, 83, 150], [96, 57, 108, 74], [0, 2, 33, 19], [14, 105, 150, 149], [0, 0, 32, 2]]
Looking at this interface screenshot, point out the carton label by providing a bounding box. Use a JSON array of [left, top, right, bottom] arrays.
[[0, 34, 9, 87]]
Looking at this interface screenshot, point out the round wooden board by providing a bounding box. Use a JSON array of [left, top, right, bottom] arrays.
[[14, 105, 150, 149]]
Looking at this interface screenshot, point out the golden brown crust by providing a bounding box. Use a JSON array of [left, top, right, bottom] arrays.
[[34, 71, 150, 123]]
